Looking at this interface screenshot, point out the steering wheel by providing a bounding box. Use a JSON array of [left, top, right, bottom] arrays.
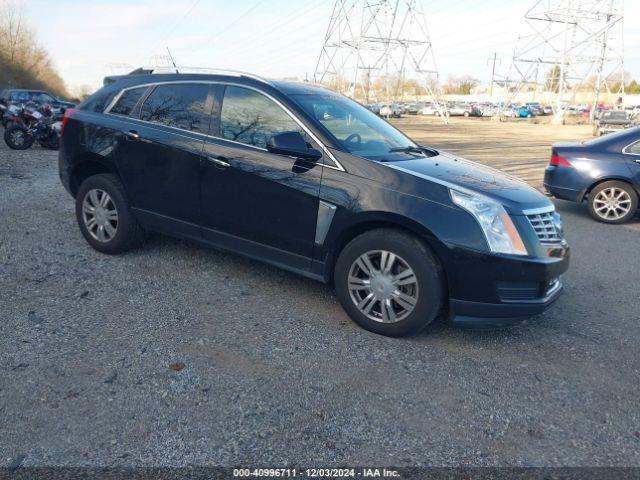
[[344, 133, 362, 146]]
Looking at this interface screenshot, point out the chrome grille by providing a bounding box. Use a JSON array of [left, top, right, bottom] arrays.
[[526, 210, 563, 244]]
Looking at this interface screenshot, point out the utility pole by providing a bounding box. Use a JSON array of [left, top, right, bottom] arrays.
[[487, 52, 499, 98]]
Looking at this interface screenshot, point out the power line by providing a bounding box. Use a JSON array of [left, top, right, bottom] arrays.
[[215, 0, 328, 59], [195, 0, 271, 50], [146, 0, 203, 59]]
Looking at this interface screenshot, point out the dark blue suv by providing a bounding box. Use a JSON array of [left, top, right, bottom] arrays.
[[59, 71, 569, 336]]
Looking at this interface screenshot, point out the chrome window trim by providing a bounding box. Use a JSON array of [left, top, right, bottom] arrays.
[[103, 80, 345, 172], [103, 85, 149, 116], [622, 139, 640, 156], [522, 205, 555, 215]]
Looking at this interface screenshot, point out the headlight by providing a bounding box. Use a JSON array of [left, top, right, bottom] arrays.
[[450, 189, 528, 255]]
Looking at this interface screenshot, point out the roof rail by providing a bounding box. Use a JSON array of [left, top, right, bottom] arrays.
[[141, 66, 274, 86]]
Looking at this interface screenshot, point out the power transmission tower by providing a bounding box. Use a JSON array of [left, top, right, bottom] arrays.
[[314, 0, 448, 123], [487, 53, 501, 98], [497, 0, 624, 124]]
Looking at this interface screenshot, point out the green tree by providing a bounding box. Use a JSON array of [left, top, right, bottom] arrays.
[[626, 80, 640, 94], [442, 75, 480, 95]]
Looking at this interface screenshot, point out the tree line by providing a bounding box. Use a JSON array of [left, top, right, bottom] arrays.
[[0, 1, 69, 98]]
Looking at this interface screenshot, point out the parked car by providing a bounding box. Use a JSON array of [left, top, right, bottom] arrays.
[[59, 71, 569, 336], [502, 105, 535, 118], [517, 105, 536, 118], [447, 103, 470, 116], [525, 102, 545, 116], [593, 110, 633, 136], [406, 102, 425, 115], [378, 103, 402, 118], [420, 103, 444, 116], [366, 103, 381, 115], [544, 127, 640, 224], [0, 89, 76, 115]]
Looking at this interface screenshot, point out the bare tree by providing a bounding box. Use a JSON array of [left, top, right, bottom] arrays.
[[0, 0, 68, 97]]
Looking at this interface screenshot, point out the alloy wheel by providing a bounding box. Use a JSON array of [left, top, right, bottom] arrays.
[[82, 188, 118, 242], [593, 187, 632, 221], [348, 250, 419, 323]]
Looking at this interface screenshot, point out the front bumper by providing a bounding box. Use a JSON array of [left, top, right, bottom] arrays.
[[445, 245, 569, 329], [451, 277, 563, 328], [599, 125, 629, 134]]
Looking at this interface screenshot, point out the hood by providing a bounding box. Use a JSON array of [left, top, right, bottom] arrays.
[[387, 151, 552, 215]]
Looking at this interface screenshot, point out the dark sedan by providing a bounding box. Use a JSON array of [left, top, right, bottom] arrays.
[[544, 127, 640, 223]]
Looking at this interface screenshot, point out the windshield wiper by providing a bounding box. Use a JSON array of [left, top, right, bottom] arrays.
[[389, 145, 438, 157], [389, 146, 423, 153]]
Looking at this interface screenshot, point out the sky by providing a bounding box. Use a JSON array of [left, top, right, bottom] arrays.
[[18, 0, 640, 95]]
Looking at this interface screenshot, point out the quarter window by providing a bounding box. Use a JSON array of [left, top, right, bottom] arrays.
[[139, 84, 210, 132], [110, 87, 147, 116], [626, 141, 640, 155], [220, 86, 306, 149]]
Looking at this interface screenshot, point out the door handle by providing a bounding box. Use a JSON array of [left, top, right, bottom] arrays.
[[207, 156, 230, 168], [124, 130, 140, 141], [635, 159, 640, 164]]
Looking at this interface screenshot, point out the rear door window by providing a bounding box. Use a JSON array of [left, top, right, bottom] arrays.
[[139, 83, 210, 133], [109, 87, 147, 116]]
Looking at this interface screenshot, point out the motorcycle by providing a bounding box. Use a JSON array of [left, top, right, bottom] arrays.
[[1, 102, 22, 129], [3, 102, 62, 150]]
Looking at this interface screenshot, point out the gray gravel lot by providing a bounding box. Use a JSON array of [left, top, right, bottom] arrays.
[[1, 138, 639, 468]]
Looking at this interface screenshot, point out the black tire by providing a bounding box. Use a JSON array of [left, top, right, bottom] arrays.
[[333, 228, 444, 337], [75, 173, 144, 254], [4, 125, 34, 150], [587, 181, 638, 224]]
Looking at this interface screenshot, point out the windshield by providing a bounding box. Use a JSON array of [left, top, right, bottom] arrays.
[[291, 93, 419, 161]]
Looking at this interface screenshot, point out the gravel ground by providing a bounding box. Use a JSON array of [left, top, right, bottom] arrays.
[[1, 131, 639, 468]]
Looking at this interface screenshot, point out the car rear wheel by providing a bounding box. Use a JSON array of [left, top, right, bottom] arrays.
[[587, 181, 638, 224], [75, 174, 144, 253], [334, 229, 444, 336]]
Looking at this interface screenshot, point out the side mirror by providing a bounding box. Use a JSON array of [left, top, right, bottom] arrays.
[[267, 131, 322, 161]]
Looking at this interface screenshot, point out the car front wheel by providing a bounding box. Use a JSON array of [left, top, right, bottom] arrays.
[[334, 229, 444, 336], [75, 173, 144, 254], [587, 181, 638, 224]]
